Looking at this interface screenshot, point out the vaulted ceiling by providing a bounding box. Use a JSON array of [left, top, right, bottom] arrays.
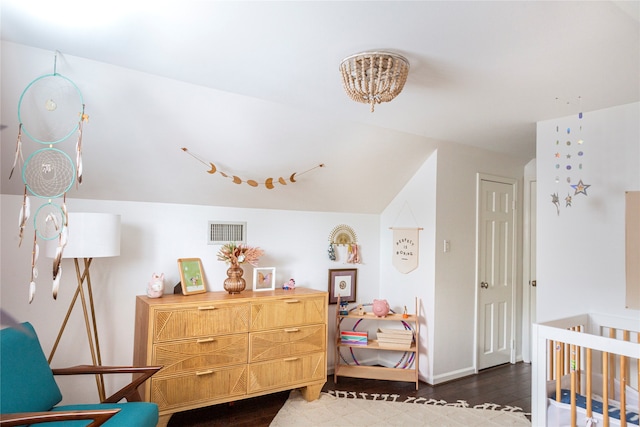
[[1, 1, 638, 213]]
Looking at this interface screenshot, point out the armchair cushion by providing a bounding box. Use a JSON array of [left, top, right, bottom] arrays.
[[0, 322, 62, 414]]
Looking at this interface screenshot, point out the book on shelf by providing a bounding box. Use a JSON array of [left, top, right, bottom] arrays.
[[376, 328, 413, 349], [340, 331, 368, 345]]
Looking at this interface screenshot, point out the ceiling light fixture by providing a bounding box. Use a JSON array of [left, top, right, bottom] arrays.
[[339, 51, 410, 112]]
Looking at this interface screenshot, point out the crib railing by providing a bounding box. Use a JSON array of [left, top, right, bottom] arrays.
[[549, 326, 638, 426], [533, 313, 640, 427]]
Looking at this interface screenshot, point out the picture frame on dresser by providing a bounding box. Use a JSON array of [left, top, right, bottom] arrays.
[[253, 267, 276, 291], [177, 258, 207, 295], [328, 268, 357, 304]]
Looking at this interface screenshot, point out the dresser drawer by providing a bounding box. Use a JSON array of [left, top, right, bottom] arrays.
[[152, 302, 250, 342], [247, 352, 325, 393], [249, 325, 325, 363], [151, 365, 247, 411], [250, 295, 326, 330], [153, 334, 248, 375]]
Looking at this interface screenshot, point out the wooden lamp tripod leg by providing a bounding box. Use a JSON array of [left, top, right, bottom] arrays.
[[48, 257, 106, 402]]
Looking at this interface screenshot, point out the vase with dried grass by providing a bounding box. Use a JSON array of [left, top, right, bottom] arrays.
[[217, 242, 264, 294]]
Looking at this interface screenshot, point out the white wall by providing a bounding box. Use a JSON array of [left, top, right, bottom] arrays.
[[379, 143, 528, 384], [536, 102, 640, 322], [379, 150, 438, 382], [0, 195, 379, 404], [433, 143, 526, 381]]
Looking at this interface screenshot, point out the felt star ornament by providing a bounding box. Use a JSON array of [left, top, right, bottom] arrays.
[[565, 193, 572, 207], [571, 179, 591, 196]]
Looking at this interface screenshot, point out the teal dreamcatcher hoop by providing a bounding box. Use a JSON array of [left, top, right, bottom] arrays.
[[22, 148, 76, 199], [18, 73, 84, 144]]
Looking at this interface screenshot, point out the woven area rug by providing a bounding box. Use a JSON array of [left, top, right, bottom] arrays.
[[270, 390, 531, 426]]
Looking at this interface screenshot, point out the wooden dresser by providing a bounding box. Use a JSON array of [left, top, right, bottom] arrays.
[[133, 287, 327, 426]]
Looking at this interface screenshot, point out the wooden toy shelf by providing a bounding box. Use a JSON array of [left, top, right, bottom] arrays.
[[334, 297, 420, 390]]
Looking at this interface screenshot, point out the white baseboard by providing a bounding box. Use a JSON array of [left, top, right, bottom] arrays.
[[430, 366, 476, 385]]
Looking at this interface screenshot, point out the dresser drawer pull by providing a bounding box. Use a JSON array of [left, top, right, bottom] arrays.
[[196, 338, 215, 343], [283, 299, 300, 304], [283, 357, 299, 362], [195, 370, 214, 376], [284, 328, 299, 333], [198, 306, 217, 311]]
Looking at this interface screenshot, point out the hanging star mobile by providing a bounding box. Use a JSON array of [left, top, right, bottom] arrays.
[[551, 96, 592, 215]]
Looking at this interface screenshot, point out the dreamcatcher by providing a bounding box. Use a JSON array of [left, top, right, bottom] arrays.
[[10, 52, 87, 302]]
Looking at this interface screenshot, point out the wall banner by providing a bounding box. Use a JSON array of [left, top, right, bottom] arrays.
[[391, 227, 421, 274]]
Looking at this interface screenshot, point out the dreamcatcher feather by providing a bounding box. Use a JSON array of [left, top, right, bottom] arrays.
[[75, 104, 88, 187], [8, 124, 24, 180], [181, 147, 324, 189], [29, 234, 39, 303], [18, 186, 30, 247]]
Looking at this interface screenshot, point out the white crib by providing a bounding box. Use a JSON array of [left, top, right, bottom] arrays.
[[532, 313, 640, 426]]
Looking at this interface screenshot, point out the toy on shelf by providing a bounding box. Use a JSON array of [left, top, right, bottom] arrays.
[[372, 299, 390, 317], [282, 278, 296, 290], [339, 299, 349, 315]]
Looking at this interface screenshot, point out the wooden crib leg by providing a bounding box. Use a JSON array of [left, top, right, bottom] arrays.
[[555, 341, 562, 402], [603, 351, 609, 427], [620, 353, 627, 427], [570, 344, 577, 427], [609, 328, 616, 396], [549, 340, 554, 381], [586, 348, 592, 420]]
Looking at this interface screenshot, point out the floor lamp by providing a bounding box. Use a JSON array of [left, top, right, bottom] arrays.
[[46, 212, 121, 402]]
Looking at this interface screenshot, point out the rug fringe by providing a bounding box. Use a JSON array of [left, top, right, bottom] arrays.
[[326, 389, 530, 416]]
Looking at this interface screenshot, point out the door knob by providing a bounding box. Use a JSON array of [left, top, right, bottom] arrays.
[[531, 280, 537, 287], [480, 281, 489, 289]]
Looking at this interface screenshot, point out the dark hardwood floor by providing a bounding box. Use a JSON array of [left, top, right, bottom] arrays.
[[167, 362, 531, 427]]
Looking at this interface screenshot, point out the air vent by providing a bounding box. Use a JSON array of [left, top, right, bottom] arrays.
[[208, 221, 247, 245]]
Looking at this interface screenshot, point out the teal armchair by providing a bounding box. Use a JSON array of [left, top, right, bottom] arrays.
[[0, 322, 161, 426]]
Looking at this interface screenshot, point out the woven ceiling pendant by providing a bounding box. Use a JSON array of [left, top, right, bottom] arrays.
[[339, 51, 410, 112]]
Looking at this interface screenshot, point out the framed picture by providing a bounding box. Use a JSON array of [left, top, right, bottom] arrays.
[[328, 268, 357, 304], [253, 267, 276, 291], [177, 258, 207, 295]]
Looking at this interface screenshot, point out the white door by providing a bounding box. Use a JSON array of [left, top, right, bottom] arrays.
[[477, 176, 516, 370]]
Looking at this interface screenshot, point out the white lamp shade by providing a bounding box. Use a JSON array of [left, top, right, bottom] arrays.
[[46, 213, 121, 259]]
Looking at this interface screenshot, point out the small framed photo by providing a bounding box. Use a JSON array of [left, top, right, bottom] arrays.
[[177, 258, 207, 295], [253, 267, 276, 291], [328, 268, 357, 304]]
